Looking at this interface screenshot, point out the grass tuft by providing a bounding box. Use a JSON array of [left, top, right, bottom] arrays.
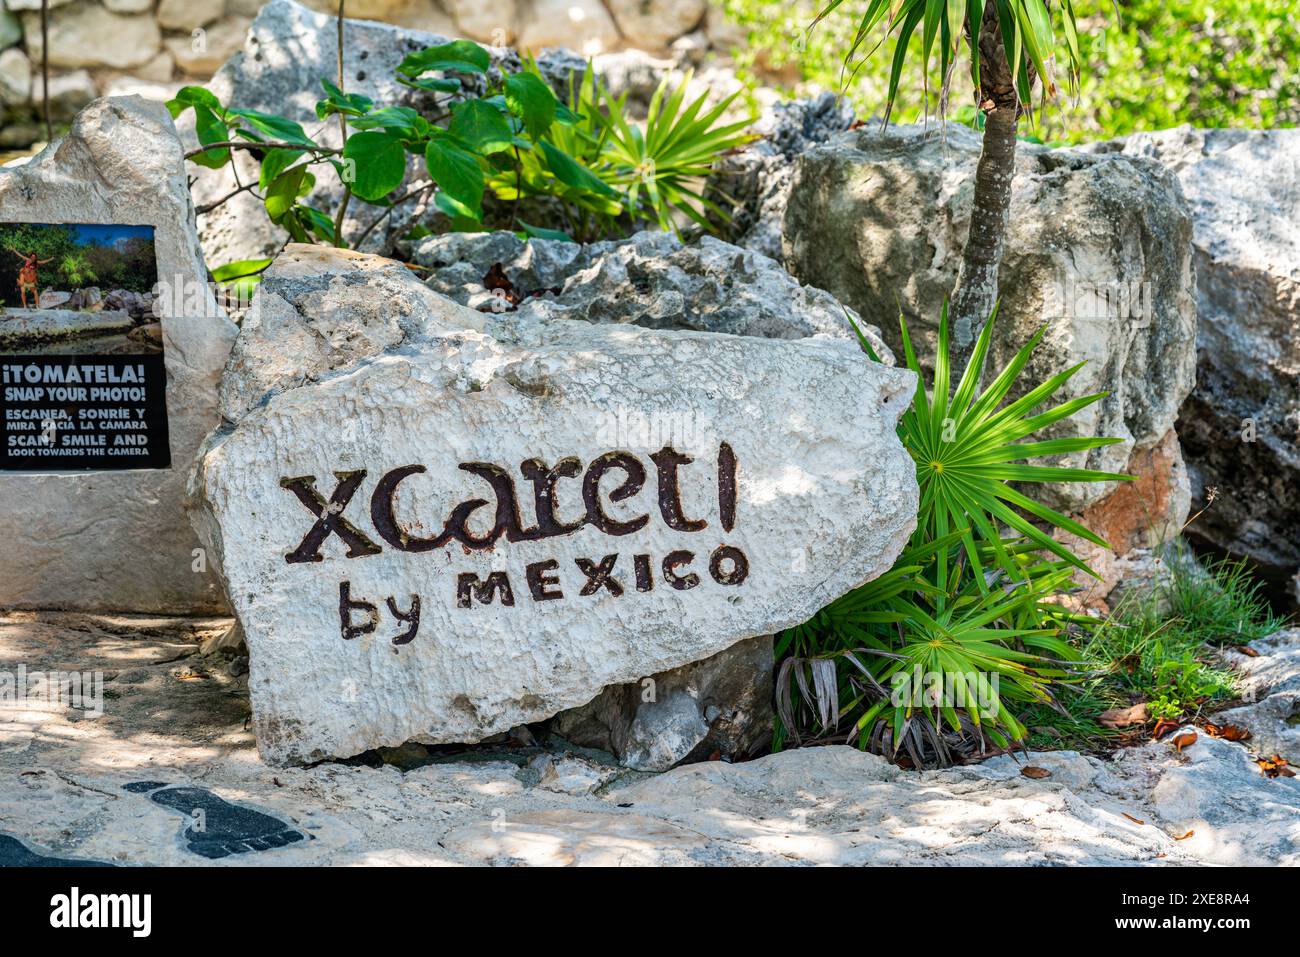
[[1023, 544, 1288, 752]]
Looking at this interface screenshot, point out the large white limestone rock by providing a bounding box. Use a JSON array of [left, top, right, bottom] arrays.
[[0, 97, 237, 613], [1093, 127, 1300, 594], [781, 123, 1198, 521], [191, 246, 918, 765]]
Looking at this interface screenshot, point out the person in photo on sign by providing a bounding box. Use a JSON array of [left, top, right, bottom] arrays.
[[7, 247, 54, 310]]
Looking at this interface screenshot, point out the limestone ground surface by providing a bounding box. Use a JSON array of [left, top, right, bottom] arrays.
[[0, 612, 1296, 866]]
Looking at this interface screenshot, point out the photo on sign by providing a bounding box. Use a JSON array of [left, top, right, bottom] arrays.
[[0, 222, 160, 356], [0, 222, 171, 471]]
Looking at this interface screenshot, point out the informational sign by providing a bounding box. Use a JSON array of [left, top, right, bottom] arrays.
[[0, 223, 170, 471]]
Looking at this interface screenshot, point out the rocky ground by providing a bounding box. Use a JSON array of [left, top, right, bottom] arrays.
[[1, 611, 1296, 866]]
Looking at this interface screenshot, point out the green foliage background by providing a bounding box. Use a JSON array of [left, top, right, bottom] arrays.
[[720, 0, 1300, 142], [0, 224, 157, 308]]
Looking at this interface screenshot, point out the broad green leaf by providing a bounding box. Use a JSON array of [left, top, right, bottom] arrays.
[[226, 108, 315, 147], [190, 103, 231, 169], [258, 147, 305, 191], [518, 220, 575, 243], [211, 258, 272, 282], [298, 205, 337, 244], [505, 72, 558, 140], [449, 100, 514, 155], [341, 130, 408, 202], [397, 39, 490, 77], [167, 85, 223, 120], [316, 78, 373, 120], [350, 105, 424, 136], [539, 141, 618, 196], [264, 165, 314, 222], [397, 75, 462, 94], [424, 138, 484, 218]]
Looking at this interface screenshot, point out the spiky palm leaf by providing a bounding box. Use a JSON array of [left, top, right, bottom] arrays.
[[898, 301, 1130, 591], [591, 70, 757, 231], [778, 302, 1122, 766], [812, 0, 1087, 120]]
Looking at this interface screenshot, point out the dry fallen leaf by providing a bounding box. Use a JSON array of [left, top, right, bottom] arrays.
[[1203, 721, 1252, 742], [1152, 718, 1181, 740], [1174, 829, 1195, 841], [1021, 766, 1052, 779], [1257, 755, 1296, 779], [1121, 812, 1146, 825], [1171, 731, 1198, 752], [1099, 703, 1150, 728], [1238, 646, 1260, 658]]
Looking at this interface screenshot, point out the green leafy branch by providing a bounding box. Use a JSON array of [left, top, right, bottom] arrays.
[[169, 39, 757, 282]]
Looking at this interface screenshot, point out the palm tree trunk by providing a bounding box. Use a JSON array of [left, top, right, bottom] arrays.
[[948, 2, 1029, 349], [948, 105, 1017, 348]]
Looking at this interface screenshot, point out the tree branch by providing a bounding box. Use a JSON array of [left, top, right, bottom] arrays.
[[195, 180, 263, 216], [40, 0, 51, 143], [185, 141, 340, 159], [350, 180, 433, 249], [331, 0, 353, 248]]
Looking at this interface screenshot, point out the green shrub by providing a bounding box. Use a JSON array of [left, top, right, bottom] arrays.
[[721, 0, 1300, 141], [1023, 550, 1283, 750], [168, 41, 755, 276], [775, 304, 1128, 766]]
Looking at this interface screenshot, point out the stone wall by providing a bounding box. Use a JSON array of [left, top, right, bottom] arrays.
[[0, 0, 746, 150]]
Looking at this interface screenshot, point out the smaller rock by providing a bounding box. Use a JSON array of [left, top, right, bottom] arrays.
[[199, 620, 246, 655], [1223, 628, 1300, 700], [517, 0, 619, 55], [377, 741, 432, 770], [37, 290, 71, 309], [0, 48, 31, 106], [29, 69, 97, 122], [1145, 725, 1300, 866], [128, 322, 165, 348], [168, 15, 252, 75], [67, 286, 102, 311], [703, 6, 747, 51], [606, 0, 707, 51], [103, 288, 156, 319], [669, 30, 710, 66], [101, 76, 184, 103], [137, 50, 177, 83], [159, 0, 227, 31], [22, 5, 163, 70], [0, 8, 22, 52], [529, 753, 623, 795], [1215, 694, 1300, 767], [0, 123, 40, 149], [410, 230, 894, 356], [706, 92, 855, 261], [443, 0, 516, 44], [550, 635, 773, 771]]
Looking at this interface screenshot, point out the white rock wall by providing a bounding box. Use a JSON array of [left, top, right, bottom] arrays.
[[0, 0, 745, 149]]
